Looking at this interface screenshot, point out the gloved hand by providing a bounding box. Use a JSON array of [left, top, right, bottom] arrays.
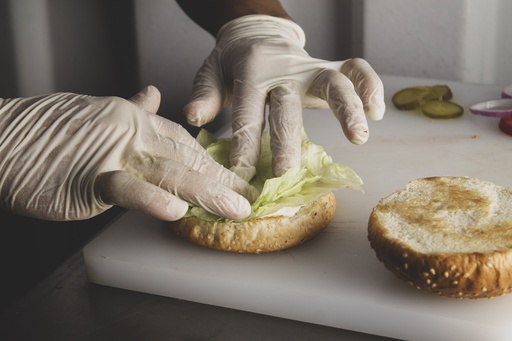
[[0, 86, 256, 221], [183, 15, 385, 181]]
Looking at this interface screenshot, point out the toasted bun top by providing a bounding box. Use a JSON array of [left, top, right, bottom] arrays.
[[169, 192, 336, 253], [368, 176, 512, 299]]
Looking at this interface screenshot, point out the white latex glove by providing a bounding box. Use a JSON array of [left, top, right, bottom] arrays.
[[0, 86, 256, 221], [183, 15, 385, 181]]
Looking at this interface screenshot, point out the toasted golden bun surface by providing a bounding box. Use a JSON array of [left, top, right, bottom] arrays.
[[170, 192, 336, 253], [368, 176, 512, 299]]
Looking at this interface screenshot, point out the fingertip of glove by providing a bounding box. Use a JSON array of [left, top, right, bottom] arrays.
[[365, 99, 386, 121], [351, 134, 369, 145], [272, 157, 301, 179], [226, 197, 252, 221], [163, 198, 189, 221], [144, 84, 160, 96], [183, 101, 216, 127], [185, 116, 203, 127], [131, 85, 161, 114], [348, 124, 369, 145]]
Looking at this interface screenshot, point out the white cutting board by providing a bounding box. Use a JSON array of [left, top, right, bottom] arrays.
[[83, 75, 512, 341]]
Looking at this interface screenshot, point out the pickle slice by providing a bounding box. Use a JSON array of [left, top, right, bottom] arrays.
[[392, 85, 454, 110], [421, 100, 464, 119], [392, 86, 432, 110], [427, 85, 453, 101]]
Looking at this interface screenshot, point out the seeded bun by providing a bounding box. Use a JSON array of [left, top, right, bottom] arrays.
[[368, 176, 512, 299], [170, 192, 336, 253]]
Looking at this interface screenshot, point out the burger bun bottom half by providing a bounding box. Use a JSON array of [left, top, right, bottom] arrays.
[[170, 192, 336, 254]]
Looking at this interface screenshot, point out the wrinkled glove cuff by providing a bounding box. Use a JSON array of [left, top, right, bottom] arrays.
[[216, 14, 306, 48]]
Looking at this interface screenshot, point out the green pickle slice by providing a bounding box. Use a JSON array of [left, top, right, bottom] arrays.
[[428, 85, 453, 101], [421, 100, 464, 119], [392, 85, 454, 110], [392, 84, 462, 119], [392, 86, 433, 110]]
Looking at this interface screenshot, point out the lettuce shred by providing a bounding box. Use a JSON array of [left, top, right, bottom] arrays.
[[188, 129, 363, 221]]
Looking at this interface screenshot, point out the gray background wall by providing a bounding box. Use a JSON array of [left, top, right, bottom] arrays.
[[3, 0, 511, 110]]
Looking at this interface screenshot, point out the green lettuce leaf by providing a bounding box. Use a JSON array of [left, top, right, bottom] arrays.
[[188, 129, 363, 221]]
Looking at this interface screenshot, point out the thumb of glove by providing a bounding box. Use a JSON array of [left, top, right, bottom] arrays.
[[129, 85, 161, 114]]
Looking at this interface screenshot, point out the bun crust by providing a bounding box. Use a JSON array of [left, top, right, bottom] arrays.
[[170, 192, 336, 253], [368, 176, 512, 299]]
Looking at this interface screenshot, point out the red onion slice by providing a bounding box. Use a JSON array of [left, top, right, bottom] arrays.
[[469, 98, 512, 118], [502, 84, 512, 99]]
